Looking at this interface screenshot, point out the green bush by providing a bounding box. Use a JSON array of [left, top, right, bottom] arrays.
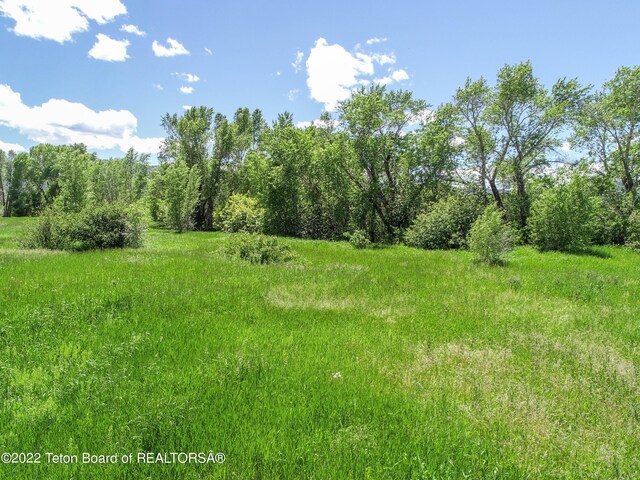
[[529, 172, 596, 251], [468, 205, 514, 264], [626, 210, 640, 252], [346, 229, 372, 249], [223, 233, 297, 264], [214, 193, 264, 233], [23, 204, 145, 251], [404, 195, 482, 250]]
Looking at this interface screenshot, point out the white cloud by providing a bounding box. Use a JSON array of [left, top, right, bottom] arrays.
[[0, 0, 126, 43], [560, 142, 572, 152], [204, 47, 212, 56], [152, 83, 163, 91], [375, 68, 410, 86], [366, 37, 387, 45], [372, 53, 396, 66], [292, 50, 304, 72], [121, 23, 145, 37], [0, 139, 24, 152], [287, 89, 299, 101], [88, 34, 129, 62], [182, 105, 193, 111], [0, 84, 162, 153], [152, 38, 189, 57], [305, 38, 409, 111], [179, 86, 193, 94], [306, 38, 375, 111], [174, 72, 200, 83], [407, 109, 433, 126]]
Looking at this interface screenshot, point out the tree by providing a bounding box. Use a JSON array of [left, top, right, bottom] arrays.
[[573, 66, 640, 200], [337, 85, 457, 240], [485, 62, 586, 229], [0, 149, 12, 216], [454, 77, 505, 208], [160, 106, 215, 229], [53, 147, 92, 213], [164, 160, 201, 232]]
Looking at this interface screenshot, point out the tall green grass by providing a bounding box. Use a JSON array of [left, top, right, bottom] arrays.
[[0, 218, 638, 479]]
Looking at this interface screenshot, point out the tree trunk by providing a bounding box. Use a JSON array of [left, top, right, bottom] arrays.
[[514, 171, 528, 229]]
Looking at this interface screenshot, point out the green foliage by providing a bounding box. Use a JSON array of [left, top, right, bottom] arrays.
[[338, 85, 458, 238], [468, 204, 514, 264], [160, 107, 215, 229], [529, 170, 597, 251], [223, 233, 297, 264], [626, 210, 640, 251], [404, 194, 482, 249], [590, 177, 635, 245], [164, 161, 201, 232], [214, 193, 264, 233], [347, 229, 372, 249], [573, 66, 640, 196], [22, 204, 144, 251]]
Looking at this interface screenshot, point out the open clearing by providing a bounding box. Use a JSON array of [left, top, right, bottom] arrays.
[[0, 218, 639, 479]]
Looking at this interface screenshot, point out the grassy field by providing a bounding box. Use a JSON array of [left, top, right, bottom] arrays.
[[0, 217, 639, 479]]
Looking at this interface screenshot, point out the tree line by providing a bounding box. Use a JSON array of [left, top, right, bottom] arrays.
[[1, 61, 639, 251]]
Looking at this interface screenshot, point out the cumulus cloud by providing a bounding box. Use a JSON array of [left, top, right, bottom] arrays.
[[305, 38, 409, 111], [287, 89, 299, 101], [174, 72, 200, 83], [88, 34, 129, 62], [0, 0, 126, 43], [152, 83, 163, 91], [375, 69, 410, 86], [292, 50, 304, 72], [0, 139, 25, 152], [372, 53, 396, 66], [182, 105, 193, 111], [366, 37, 387, 45], [152, 38, 189, 57], [306, 38, 375, 111], [179, 86, 193, 94], [121, 23, 145, 36], [0, 84, 162, 153]]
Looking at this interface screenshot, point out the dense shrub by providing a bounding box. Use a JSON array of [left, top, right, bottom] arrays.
[[23, 204, 144, 251], [467, 205, 514, 264], [346, 229, 372, 249], [626, 210, 640, 252], [589, 176, 634, 245], [214, 193, 264, 233], [223, 233, 297, 264], [529, 172, 596, 251], [404, 195, 482, 250]]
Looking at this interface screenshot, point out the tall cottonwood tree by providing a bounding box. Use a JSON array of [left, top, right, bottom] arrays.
[[0, 149, 13, 216], [338, 85, 458, 239], [573, 66, 640, 199], [454, 77, 506, 208], [488, 62, 586, 228], [160, 106, 215, 228]]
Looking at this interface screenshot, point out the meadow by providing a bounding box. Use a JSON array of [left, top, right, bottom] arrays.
[[0, 217, 638, 479]]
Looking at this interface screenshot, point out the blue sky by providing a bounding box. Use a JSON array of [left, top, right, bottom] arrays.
[[0, 0, 639, 158]]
